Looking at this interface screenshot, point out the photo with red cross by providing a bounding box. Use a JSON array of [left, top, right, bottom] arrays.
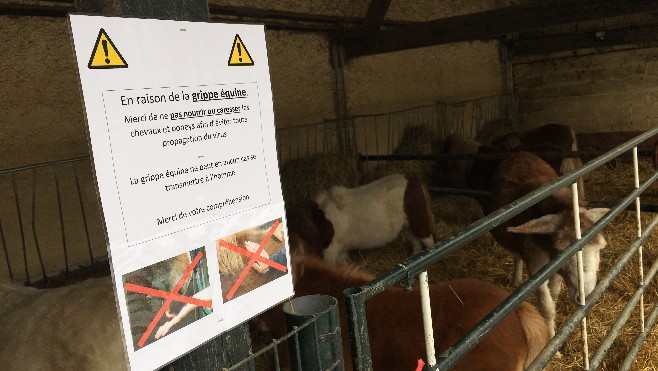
[[216, 218, 288, 301], [122, 247, 212, 350]]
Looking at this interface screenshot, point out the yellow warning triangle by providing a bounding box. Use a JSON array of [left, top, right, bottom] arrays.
[[88, 28, 128, 69], [228, 34, 254, 66]]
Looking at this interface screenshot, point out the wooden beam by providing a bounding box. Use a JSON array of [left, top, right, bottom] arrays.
[[511, 25, 658, 56], [362, 0, 392, 31], [343, 0, 658, 59]]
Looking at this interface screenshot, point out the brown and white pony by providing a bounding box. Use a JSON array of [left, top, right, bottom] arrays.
[[492, 124, 585, 199], [488, 151, 608, 340], [0, 277, 126, 370], [260, 254, 549, 371], [287, 174, 438, 264]]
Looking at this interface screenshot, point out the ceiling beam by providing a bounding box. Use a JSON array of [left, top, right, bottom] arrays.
[[510, 25, 658, 56], [362, 0, 392, 31], [342, 0, 658, 59]]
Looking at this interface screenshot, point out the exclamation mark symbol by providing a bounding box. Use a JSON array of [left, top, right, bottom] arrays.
[[102, 39, 110, 64], [237, 42, 242, 62]]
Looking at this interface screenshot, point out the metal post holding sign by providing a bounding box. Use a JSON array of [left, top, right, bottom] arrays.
[[284, 295, 344, 371]]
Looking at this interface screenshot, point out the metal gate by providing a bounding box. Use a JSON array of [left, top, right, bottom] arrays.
[[2, 104, 656, 370]]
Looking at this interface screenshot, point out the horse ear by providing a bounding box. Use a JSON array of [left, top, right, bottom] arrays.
[[507, 214, 563, 234], [584, 208, 609, 222]]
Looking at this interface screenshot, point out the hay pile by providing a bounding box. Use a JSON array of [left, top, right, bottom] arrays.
[[361, 124, 443, 183], [279, 153, 361, 209], [350, 159, 658, 370]]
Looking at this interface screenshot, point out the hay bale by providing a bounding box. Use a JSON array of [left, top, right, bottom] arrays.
[[279, 154, 361, 208]]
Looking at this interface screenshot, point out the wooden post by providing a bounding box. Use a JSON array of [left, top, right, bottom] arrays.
[[74, 1, 254, 370]]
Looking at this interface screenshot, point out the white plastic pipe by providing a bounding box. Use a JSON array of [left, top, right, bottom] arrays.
[[419, 270, 437, 366], [572, 182, 590, 370], [633, 147, 645, 332]]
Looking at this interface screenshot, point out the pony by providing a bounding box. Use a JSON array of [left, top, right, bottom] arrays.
[[216, 222, 288, 300], [0, 277, 126, 370], [487, 151, 608, 339], [259, 254, 549, 371], [287, 174, 438, 264]]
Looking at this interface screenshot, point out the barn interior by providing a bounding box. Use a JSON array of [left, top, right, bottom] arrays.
[[2, 0, 658, 370]]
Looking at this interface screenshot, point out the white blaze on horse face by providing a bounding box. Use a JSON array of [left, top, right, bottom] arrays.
[[565, 234, 606, 303]]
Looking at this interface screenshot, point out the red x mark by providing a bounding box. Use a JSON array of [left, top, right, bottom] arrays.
[[124, 251, 211, 347], [220, 220, 285, 300]]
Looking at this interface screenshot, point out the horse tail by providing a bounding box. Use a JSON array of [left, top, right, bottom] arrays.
[[517, 301, 550, 368]]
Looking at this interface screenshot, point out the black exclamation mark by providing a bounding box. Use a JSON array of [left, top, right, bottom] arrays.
[[102, 39, 110, 64], [237, 42, 242, 62]]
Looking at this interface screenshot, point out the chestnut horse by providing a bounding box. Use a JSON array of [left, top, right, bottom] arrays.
[[260, 254, 549, 371]]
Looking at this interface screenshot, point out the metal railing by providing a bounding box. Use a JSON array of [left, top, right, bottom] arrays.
[[0, 156, 106, 284], [343, 126, 658, 370]]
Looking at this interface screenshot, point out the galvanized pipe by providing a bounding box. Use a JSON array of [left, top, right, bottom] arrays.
[[341, 128, 658, 369], [344, 287, 372, 370], [588, 254, 658, 369], [527, 206, 658, 370], [424, 162, 658, 369], [435, 201, 621, 370], [352, 126, 658, 302], [619, 298, 658, 370]]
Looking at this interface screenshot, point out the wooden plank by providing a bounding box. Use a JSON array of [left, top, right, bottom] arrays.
[[511, 25, 658, 56], [343, 0, 658, 58]]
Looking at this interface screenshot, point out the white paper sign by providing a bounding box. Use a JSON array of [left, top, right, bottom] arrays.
[[69, 14, 293, 371]]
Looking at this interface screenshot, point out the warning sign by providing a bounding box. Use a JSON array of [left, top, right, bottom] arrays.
[[88, 28, 128, 69], [69, 15, 292, 371], [228, 34, 254, 66]]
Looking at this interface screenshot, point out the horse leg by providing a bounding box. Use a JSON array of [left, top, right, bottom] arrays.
[[322, 242, 349, 265], [548, 274, 563, 301], [513, 256, 524, 286]]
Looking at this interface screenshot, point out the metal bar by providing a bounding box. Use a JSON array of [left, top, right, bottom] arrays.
[[588, 253, 658, 368], [273, 341, 281, 371], [226, 318, 320, 371], [619, 299, 658, 370], [528, 198, 658, 370], [344, 287, 372, 371], [30, 168, 47, 279], [355, 126, 658, 299], [293, 331, 302, 371], [0, 156, 89, 176], [73, 162, 95, 266], [0, 204, 13, 280], [12, 173, 30, 284], [357, 148, 655, 162], [344, 128, 658, 369], [53, 166, 69, 276], [435, 202, 618, 370]]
